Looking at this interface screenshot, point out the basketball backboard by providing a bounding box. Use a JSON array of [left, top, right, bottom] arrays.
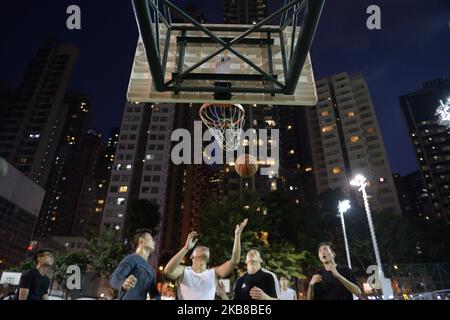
[[127, 0, 325, 106]]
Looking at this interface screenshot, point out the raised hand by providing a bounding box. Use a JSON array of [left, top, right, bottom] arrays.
[[234, 218, 248, 237], [183, 231, 199, 251]]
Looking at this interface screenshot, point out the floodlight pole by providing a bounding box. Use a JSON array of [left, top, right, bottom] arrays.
[[351, 175, 393, 299], [338, 200, 352, 269]]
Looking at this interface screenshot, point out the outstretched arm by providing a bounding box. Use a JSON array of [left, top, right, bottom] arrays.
[[164, 231, 198, 280], [214, 219, 248, 279]]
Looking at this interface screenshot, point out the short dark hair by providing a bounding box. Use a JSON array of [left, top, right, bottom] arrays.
[[34, 249, 53, 264], [317, 242, 336, 254], [248, 247, 264, 257], [133, 228, 153, 249]]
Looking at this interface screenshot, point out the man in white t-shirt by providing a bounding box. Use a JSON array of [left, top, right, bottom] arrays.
[[279, 275, 297, 300], [164, 219, 248, 300]]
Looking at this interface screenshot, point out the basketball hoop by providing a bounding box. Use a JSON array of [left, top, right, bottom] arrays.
[[199, 103, 245, 151]]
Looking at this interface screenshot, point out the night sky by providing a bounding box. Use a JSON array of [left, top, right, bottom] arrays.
[[1, 0, 449, 175]]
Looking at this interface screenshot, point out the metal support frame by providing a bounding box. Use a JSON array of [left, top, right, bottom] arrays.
[[131, 0, 325, 96]]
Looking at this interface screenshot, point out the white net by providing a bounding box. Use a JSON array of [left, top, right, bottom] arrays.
[[199, 103, 245, 151]]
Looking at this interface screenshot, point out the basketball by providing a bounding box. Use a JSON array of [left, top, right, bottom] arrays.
[[235, 154, 258, 177]]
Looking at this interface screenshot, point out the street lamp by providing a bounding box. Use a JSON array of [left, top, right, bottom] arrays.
[[338, 200, 352, 269], [350, 174, 393, 299]]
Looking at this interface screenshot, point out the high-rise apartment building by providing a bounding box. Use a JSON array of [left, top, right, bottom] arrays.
[[224, 0, 268, 24], [306, 73, 401, 215], [101, 102, 175, 265], [400, 78, 450, 222], [0, 40, 79, 188], [34, 93, 92, 237]]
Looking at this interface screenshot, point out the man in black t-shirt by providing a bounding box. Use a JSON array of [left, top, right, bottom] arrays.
[[234, 249, 280, 300], [307, 242, 361, 300], [17, 249, 54, 300]]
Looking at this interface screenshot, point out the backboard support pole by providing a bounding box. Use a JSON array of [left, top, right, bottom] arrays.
[[132, 0, 165, 91], [284, 0, 325, 94]]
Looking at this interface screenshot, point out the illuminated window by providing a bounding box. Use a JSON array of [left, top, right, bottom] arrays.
[[322, 125, 333, 133], [350, 136, 360, 143], [347, 112, 355, 118], [119, 186, 128, 193], [332, 167, 341, 174], [29, 133, 40, 139], [117, 198, 126, 205], [367, 127, 375, 134], [287, 125, 292, 130], [305, 167, 313, 172], [321, 111, 329, 117], [97, 200, 104, 204], [95, 207, 102, 213], [270, 182, 277, 191]]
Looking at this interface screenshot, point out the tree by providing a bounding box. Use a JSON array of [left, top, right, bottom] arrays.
[[10, 259, 35, 273], [261, 190, 306, 247], [125, 199, 161, 239], [198, 192, 268, 268], [51, 251, 90, 299], [198, 192, 307, 281], [263, 242, 307, 280], [314, 188, 347, 246], [85, 229, 128, 279]]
